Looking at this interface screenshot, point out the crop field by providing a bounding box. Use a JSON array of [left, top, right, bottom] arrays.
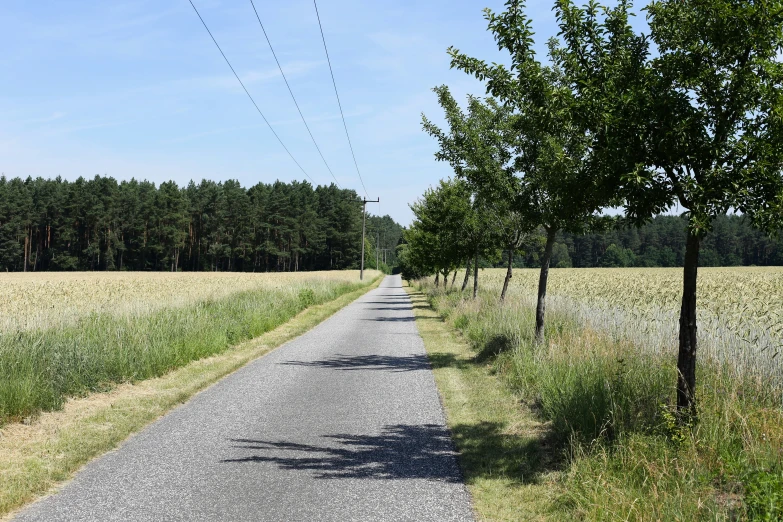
[[478, 267, 783, 386], [0, 271, 375, 333], [0, 270, 380, 423]]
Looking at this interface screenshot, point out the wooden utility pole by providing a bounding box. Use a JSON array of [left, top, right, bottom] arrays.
[[359, 198, 379, 280], [376, 231, 380, 271]]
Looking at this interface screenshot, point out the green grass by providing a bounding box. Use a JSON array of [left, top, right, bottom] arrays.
[[1, 277, 383, 520], [415, 280, 783, 521], [406, 285, 559, 521], [0, 280, 366, 424]]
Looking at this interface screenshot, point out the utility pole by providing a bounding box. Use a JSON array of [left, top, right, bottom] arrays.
[[376, 231, 380, 271], [359, 198, 379, 280]]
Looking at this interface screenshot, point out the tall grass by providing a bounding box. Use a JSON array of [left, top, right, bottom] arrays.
[[419, 280, 783, 520], [0, 279, 365, 424]]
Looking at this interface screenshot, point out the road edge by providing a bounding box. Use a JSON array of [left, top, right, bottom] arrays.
[[404, 283, 556, 521]]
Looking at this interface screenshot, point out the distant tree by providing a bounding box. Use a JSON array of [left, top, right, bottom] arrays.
[[423, 87, 529, 301], [599, 244, 634, 268], [551, 242, 572, 268], [0, 175, 388, 273]]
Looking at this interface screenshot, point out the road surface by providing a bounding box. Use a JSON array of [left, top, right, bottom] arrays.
[[14, 275, 474, 522]]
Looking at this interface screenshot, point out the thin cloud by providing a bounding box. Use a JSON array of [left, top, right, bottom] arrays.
[[196, 60, 325, 91], [43, 120, 129, 136], [22, 112, 67, 124]]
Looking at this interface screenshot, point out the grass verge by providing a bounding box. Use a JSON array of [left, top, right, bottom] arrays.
[[413, 281, 783, 521], [405, 285, 560, 521], [0, 276, 381, 520]]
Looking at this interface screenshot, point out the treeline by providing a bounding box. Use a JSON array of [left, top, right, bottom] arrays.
[[364, 214, 404, 270], [0, 175, 401, 273], [520, 214, 783, 269]]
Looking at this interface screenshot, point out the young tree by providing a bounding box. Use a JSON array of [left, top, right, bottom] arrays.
[[632, 0, 783, 415], [553, 0, 783, 415], [406, 179, 471, 287]]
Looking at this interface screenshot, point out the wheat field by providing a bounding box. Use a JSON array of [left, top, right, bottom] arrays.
[[0, 270, 378, 333], [477, 267, 783, 385], [0, 270, 380, 423]]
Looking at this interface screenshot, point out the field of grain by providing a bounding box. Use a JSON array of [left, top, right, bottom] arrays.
[[0, 270, 381, 423], [0, 270, 377, 333], [479, 267, 783, 385]]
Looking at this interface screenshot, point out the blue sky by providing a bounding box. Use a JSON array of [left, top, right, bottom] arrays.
[[2, 0, 617, 225]]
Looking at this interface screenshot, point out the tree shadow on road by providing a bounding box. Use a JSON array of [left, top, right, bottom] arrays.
[[280, 353, 432, 372], [406, 289, 567, 487], [222, 424, 463, 481], [362, 299, 411, 305], [361, 316, 417, 322], [222, 420, 560, 486]]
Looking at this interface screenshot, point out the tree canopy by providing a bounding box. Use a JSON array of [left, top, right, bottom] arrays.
[[0, 175, 402, 273]]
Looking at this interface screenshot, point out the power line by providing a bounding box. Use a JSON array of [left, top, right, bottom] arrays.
[[248, 0, 342, 189], [312, 0, 369, 198], [186, 0, 316, 185]]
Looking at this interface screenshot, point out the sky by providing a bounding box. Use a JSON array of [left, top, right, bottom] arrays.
[[1, 0, 635, 225]]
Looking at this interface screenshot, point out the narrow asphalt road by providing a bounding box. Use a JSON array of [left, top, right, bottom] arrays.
[[14, 275, 474, 522]]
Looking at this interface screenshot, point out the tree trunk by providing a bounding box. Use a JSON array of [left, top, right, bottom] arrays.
[[461, 258, 472, 292], [501, 248, 513, 302], [434, 272, 440, 288], [472, 248, 479, 299], [450, 269, 457, 289], [23, 231, 29, 272], [33, 235, 40, 272], [535, 228, 557, 345], [677, 230, 701, 419]]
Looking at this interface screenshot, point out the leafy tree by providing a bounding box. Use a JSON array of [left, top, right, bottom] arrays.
[[551, 242, 573, 268], [551, 0, 783, 415], [423, 87, 529, 301], [406, 179, 470, 288], [599, 243, 634, 268], [609, 0, 783, 415]]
